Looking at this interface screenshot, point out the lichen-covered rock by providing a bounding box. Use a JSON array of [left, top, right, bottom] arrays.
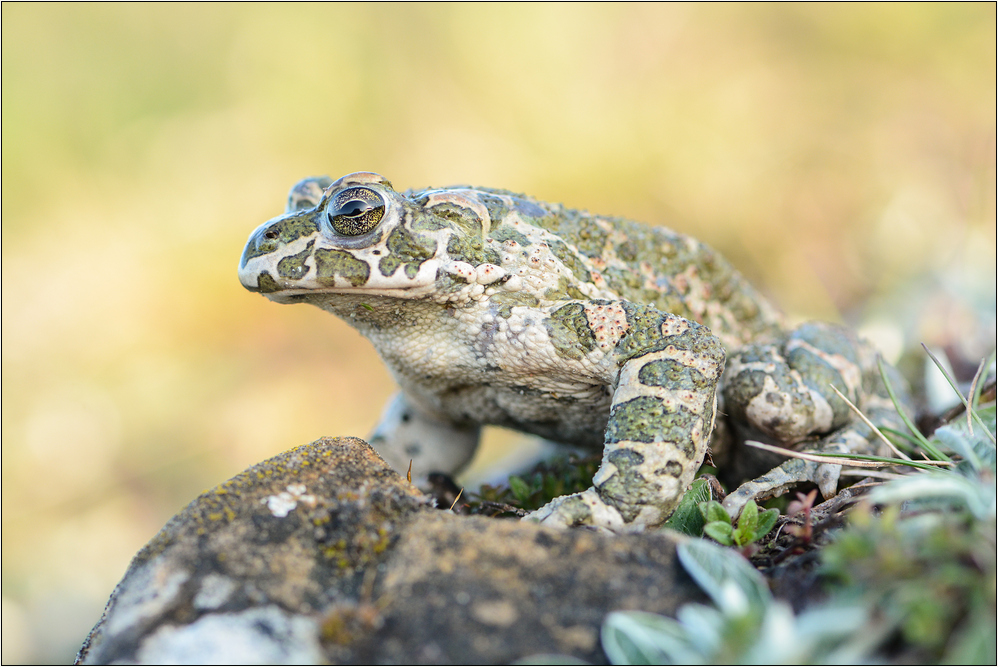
[[78, 436, 706, 665], [336, 513, 705, 664], [77, 437, 428, 665]]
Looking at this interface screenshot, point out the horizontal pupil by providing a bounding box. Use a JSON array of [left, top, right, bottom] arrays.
[[340, 201, 369, 217]]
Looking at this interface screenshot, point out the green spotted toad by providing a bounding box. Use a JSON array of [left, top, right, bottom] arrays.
[[239, 172, 906, 530]]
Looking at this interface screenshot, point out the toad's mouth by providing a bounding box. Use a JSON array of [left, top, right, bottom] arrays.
[[259, 284, 437, 304], [238, 257, 443, 302]]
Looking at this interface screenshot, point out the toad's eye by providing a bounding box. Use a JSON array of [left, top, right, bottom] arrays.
[[328, 187, 385, 236]]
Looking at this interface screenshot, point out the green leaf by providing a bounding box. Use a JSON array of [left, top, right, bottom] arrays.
[[601, 610, 700, 665], [677, 540, 772, 613], [879, 426, 925, 450], [698, 500, 730, 524], [751, 508, 779, 541], [942, 611, 998, 665], [663, 478, 711, 536], [932, 403, 997, 474], [806, 450, 950, 472], [867, 471, 996, 520], [703, 521, 734, 545], [933, 425, 983, 470], [508, 475, 531, 503], [733, 499, 759, 546]]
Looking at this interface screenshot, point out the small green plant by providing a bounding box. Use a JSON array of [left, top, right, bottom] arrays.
[[817, 353, 996, 664], [506, 454, 600, 509], [600, 540, 875, 665], [597, 350, 996, 665], [820, 501, 995, 663], [470, 454, 600, 515], [699, 498, 778, 551], [662, 477, 712, 537]]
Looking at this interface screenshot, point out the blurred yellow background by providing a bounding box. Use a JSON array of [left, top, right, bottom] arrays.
[[2, 4, 994, 663]]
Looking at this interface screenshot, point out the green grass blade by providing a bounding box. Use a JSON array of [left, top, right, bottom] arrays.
[[878, 355, 949, 460], [879, 427, 923, 450], [807, 450, 953, 472]]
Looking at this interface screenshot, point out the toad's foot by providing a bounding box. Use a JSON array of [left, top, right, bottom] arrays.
[[368, 392, 480, 481], [526, 488, 627, 531], [721, 450, 844, 517], [722, 399, 906, 517]]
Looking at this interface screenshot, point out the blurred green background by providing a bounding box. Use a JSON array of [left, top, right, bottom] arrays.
[[2, 4, 994, 663]]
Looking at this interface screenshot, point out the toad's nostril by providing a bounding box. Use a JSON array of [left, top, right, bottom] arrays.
[[264, 229, 279, 240]]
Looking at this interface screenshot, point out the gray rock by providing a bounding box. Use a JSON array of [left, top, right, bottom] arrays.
[[78, 437, 705, 665], [77, 437, 427, 665], [347, 513, 705, 664]]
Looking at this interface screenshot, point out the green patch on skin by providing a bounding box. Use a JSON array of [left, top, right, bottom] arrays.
[[547, 494, 594, 525], [614, 306, 724, 370], [411, 206, 457, 232], [615, 239, 639, 262], [241, 210, 321, 263], [604, 265, 643, 293], [547, 239, 592, 284], [721, 368, 770, 426], [378, 225, 437, 278], [616, 219, 691, 273], [791, 322, 859, 365], [533, 207, 609, 259], [491, 225, 531, 247], [612, 304, 670, 361], [605, 396, 700, 458], [435, 268, 470, 294], [787, 346, 854, 427], [256, 272, 282, 294], [544, 303, 596, 361], [663, 460, 684, 477], [543, 276, 587, 302], [277, 240, 314, 280], [446, 233, 488, 266], [315, 248, 371, 287], [642, 288, 688, 319], [732, 343, 781, 366], [638, 357, 714, 392], [597, 447, 666, 522], [491, 292, 541, 319]]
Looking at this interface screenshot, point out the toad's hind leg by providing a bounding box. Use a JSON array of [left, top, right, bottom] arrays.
[[721, 322, 911, 515], [368, 392, 481, 481]]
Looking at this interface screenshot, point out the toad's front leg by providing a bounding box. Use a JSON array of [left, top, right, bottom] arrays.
[[528, 303, 725, 530]]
